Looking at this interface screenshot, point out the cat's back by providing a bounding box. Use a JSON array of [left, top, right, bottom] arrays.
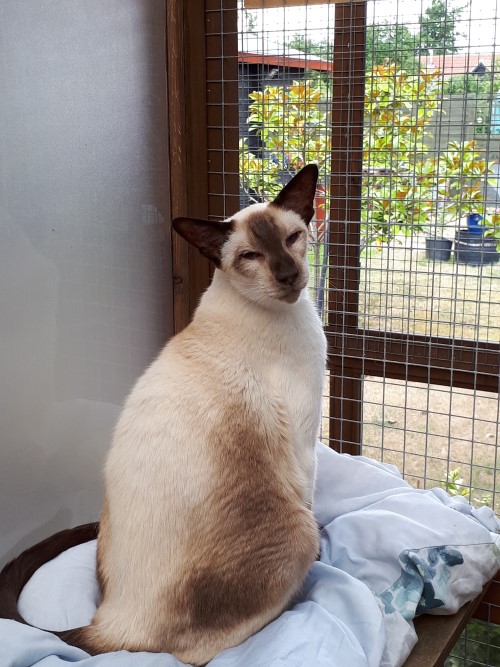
[[98, 309, 307, 604], [116, 313, 235, 409], [105, 310, 284, 496], [90, 165, 323, 662]]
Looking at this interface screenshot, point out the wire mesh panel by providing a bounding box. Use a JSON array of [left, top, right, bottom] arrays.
[[363, 377, 499, 512], [202, 0, 500, 663], [238, 2, 338, 315]]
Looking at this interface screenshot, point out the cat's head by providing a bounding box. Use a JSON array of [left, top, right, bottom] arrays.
[[172, 164, 318, 306]]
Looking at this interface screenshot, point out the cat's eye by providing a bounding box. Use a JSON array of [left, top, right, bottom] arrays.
[[286, 231, 302, 247], [239, 250, 263, 261]]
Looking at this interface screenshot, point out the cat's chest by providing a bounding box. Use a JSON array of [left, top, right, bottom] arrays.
[[256, 308, 326, 431]]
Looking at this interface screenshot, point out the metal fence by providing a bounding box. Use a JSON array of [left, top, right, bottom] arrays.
[[202, 1, 500, 663]]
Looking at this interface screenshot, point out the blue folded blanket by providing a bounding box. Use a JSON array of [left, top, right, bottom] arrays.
[[2, 444, 499, 667]]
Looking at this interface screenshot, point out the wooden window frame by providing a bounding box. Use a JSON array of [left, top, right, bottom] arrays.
[[168, 0, 500, 411], [327, 2, 500, 456], [169, 0, 499, 640]]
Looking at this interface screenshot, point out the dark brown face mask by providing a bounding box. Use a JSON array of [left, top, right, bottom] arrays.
[[171, 164, 319, 266]]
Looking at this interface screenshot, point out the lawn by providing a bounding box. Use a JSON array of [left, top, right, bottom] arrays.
[[359, 232, 500, 342], [316, 232, 500, 513]]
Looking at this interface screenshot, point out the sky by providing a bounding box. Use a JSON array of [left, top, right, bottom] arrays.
[[241, 0, 500, 55]]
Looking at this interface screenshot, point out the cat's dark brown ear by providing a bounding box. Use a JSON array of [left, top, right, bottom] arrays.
[[172, 218, 234, 267], [272, 164, 318, 225]]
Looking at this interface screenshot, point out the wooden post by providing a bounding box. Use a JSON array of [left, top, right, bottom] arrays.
[[328, 1, 367, 453]]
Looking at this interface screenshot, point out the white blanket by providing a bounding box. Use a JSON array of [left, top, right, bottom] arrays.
[[1, 444, 499, 667]]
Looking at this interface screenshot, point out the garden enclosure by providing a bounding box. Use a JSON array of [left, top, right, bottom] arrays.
[[169, 1, 500, 664]]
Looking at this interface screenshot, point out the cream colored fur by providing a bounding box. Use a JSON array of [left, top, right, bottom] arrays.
[[85, 168, 327, 664]]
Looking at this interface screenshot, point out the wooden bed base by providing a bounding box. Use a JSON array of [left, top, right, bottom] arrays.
[[403, 571, 499, 667]]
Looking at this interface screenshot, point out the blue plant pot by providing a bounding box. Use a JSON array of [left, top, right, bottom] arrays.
[[467, 213, 484, 234]]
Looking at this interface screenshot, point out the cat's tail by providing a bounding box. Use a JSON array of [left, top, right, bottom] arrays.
[[0, 523, 100, 654]]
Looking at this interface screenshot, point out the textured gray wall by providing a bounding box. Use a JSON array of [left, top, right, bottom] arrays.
[[0, 0, 172, 564]]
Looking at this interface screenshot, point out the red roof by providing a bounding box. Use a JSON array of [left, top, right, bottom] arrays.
[[238, 34, 333, 73], [421, 53, 493, 76], [238, 51, 333, 72]]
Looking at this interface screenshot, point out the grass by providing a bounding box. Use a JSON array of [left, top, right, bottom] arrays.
[[362, 377, 499, 513], [311, 234, 500, 665], [315, 232, 500, 513], [359, 233, 500, 342], [447, 620, 500, 667]]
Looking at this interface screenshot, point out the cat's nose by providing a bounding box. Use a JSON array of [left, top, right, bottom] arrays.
[[277, 268, 299, 286]]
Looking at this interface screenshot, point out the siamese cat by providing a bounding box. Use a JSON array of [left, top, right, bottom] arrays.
[[0, 164, 327, 665]]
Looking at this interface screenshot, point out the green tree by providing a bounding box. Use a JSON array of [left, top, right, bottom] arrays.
[[286, 35, 333, 85], [239, 81, 332, 309], [443, 71, 500, 94], [287, 35, 332, 62], [239, 81, 331, 202], [289, 23, 419, 74], [244, 10, 258, 34], [240, 67, 494, 250], [419, 0, 466, 55], [365, 23, 419, 73]]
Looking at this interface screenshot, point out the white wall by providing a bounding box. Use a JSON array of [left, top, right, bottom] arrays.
[[0, 0, 172, 565]]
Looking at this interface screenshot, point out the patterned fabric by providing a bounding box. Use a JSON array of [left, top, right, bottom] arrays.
[[380, 546, 465, 620]]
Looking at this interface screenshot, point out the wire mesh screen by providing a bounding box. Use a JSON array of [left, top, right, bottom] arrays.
[[206, 0, 500, 663], [363, 377, 499, 511], [236, 1, 499, 478], [238, 2, 337, 315]]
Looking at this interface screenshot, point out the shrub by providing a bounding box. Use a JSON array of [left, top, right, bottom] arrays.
[[240, 65, 495, 250]]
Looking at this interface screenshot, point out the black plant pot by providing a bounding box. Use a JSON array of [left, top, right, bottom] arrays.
[[425, 237, 453, 262], [455, 229, 500, 266]]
